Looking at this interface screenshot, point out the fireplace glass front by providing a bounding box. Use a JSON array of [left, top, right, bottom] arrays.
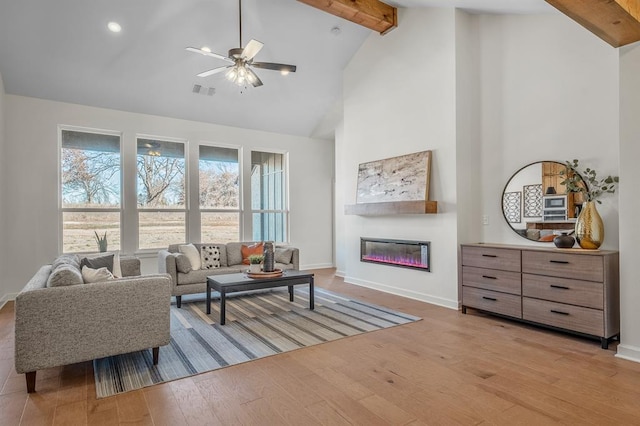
[[360, 238, 430, 271]]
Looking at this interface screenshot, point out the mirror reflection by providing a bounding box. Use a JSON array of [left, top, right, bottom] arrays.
[[502, 161, 587, 242]]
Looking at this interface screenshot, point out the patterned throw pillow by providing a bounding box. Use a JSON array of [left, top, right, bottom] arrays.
[[200, 245, 221, 269], [275, 247, 294, 264]]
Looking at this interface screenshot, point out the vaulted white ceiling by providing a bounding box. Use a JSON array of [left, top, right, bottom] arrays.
[[0, 0, 554, 138]]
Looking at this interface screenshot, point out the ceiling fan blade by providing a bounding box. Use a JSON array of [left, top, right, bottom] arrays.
[[186, 47, 234, 63], [251, 62, 297, 73], [242, 39, 264, 60], [197, 65, 232, 78], [246, 68, 263, 87]]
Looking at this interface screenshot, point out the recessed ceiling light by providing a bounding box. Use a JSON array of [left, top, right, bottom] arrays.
[[201, 46, 212, 53], [280, 70, 290, 76], [107, 21, 122, 33]]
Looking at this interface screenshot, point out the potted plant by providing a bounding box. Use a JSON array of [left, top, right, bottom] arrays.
[[560, 160, 619, 249], [248, 254, 264, 273], [94, 231, 108, 252]]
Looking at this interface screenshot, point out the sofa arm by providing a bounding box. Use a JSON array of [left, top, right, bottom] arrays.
[[120, 256, 141, 277], [14, 274, 171, 374], [291, 248, 300, 270], [158, 250, 178, 286]]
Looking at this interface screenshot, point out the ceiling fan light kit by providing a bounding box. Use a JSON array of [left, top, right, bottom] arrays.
[[186, 0, 296, 89]]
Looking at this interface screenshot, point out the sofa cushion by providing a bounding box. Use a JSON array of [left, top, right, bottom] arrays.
[[275, 247, 294, 264], [177, 267, 244, 285], [179, 244, 201, 270], [174, 253, 192, 274], [200, 245, 222, 269], [81, 265, 114, 283], [226, 242, 244, 266], [47, 264, 84, 287], [81, 254, 114, 273], [241, 242, 264, 265], [52, 254, 81, 271]]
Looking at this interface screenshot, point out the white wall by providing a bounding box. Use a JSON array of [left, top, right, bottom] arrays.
[[0, 73, 6, 306], [477, 14, 620, 248], [2, 95, 334, 296], [338, 8, 460, 308], [617, 42, 640, 363]]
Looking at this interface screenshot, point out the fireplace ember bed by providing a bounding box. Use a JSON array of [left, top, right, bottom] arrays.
[[360, 238, 430, 272]]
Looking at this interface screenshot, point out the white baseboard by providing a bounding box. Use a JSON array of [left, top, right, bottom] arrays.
[[300, 263, 334, 270], [344, 275, 458, 310], [615, 344, 640, 364], [335, 269, 346, 278], [0, 292, 17, 311]]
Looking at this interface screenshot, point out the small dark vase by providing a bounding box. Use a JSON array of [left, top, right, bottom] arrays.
[[553, 233, 575, 249]]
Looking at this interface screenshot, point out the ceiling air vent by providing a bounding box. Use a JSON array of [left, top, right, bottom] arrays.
[[192, 84, 215, 96]]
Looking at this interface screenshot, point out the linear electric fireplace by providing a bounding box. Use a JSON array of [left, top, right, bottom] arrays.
[[360, 238, 430, 272]]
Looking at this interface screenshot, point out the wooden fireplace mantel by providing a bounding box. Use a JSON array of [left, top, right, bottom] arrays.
[[345, 200, 438, 215]]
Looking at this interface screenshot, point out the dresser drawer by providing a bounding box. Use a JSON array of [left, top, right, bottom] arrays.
[[522, 250, 603, 282], [462, 246, 520, 272], [462, 287, 522, 318], [523, 274, 603, 309], [523, 297, 603, 337], [463, 266, 521, 295]]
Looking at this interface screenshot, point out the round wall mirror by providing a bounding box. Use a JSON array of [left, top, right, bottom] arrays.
[[502, 161, 587, 242]]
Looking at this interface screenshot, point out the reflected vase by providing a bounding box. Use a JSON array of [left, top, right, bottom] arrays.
[[575, 201, 604, 249]]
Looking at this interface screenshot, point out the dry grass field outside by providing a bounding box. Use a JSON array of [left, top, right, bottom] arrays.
[[63, 212, 239, 253]]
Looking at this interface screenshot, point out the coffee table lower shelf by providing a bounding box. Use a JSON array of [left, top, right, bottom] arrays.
[[206, 270, 315, 325]]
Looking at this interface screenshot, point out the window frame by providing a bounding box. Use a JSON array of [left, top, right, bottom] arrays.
[[249, 149, 290, 243], [58, 125, 123, 254], [135, 134, 189, 252], [198, 142, 244, 243]]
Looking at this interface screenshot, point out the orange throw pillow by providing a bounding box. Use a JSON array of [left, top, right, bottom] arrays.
[[241, 242, 264, 265], [539, 234, 555, 242]]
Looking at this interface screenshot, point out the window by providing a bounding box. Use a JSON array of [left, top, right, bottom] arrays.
[[251, 151, 288, 242], [60, 128, 121, 253], [199, 145, 240, 242], [136, 138, 186, 249]]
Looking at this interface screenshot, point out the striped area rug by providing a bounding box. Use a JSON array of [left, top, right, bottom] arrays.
[[93, 287, 421, 398]]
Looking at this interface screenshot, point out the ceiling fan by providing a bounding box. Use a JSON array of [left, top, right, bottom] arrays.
[[186, 0, 297, 88]]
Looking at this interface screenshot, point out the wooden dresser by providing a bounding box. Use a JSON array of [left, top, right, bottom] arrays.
[[460, 243, 619, 349]]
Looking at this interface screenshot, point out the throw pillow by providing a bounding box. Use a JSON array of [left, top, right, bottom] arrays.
[[47, 264, 84, 287], [275, 247, 294, 264], [80, 253, 115, 273], [110, 251, 122, 278], [200, 245, 221, 269], [241, 242, 264, 265], [81, 265, 115, 283], [179, 244, 201, 270], [174, 253, 193, 274]]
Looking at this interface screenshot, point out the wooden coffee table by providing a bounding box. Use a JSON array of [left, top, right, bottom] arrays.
[[206, 270, 314, 325]]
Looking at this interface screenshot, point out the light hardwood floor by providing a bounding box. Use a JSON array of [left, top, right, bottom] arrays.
[[2, 268, 640, 425]]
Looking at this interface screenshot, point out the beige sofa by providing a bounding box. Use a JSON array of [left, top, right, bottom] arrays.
[[158, 242, 299, 307], [14, 255, 171, 393]]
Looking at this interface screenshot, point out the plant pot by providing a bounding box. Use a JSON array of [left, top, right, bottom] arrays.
[[249, 264, 262, 273], [575, 201, 604, 249]]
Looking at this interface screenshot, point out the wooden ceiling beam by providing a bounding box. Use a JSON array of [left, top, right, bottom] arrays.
[[297, 0, 397, 35], [546, 0, 640, 47]]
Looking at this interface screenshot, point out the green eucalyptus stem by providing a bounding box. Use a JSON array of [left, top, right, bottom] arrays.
[[559, 159, 619, 204]]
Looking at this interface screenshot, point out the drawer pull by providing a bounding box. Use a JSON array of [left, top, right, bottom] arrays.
[[482, 254, 497, 258], [482, 275, 497, 280], [549, 260, 569, 264], [550, 309, 570, 316], [482, 296, 497, 301], [550, 284, 570, 290]]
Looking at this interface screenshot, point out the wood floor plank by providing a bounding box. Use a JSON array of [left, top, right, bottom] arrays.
[[2, 270, 640, 425], [114, 390, 152, 426]]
